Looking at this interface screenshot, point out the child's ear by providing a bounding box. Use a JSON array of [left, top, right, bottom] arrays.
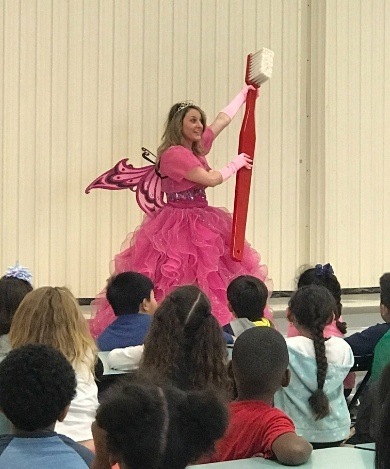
[[227, 301, 233, 313], [140, 297, 152, 313], [281, 369, 290, 388], [57, 404, 70, 423], [286, 308, 294, 324], [141, 291, 158, 314], [140, 298, 149, 312]]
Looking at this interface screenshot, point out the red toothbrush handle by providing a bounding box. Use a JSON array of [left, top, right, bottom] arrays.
[[231, 88, 258, 261]]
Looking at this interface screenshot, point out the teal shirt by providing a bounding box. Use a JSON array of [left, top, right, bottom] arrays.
[[371, 329, 390, 381]]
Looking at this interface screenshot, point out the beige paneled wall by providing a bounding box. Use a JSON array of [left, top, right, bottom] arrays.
[[309, 0, 390, 288], [1, 0, 307, 295], [3, 0, 387, 296]]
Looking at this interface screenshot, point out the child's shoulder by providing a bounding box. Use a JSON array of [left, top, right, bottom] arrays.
[[56, 433, 94, 463], [230, 400, 294, 429], [231, 400, 288, 417], [285, 335, 312, 349], [286, 336, 353, 366]]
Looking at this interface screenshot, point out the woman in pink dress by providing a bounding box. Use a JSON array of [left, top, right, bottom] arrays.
[[90, 87, 272, 337]]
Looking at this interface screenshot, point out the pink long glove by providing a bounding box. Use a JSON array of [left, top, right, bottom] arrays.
[[221, 85, 256, 119], [218, 153, 252, 181]]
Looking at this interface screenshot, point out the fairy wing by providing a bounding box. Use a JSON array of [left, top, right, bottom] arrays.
[[85, 156, 166, 215]]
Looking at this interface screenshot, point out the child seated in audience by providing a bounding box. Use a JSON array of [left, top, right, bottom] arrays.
[[345, 272, 390, 356], [204, 327, 312, 465], [222, 275, 273, 338], [288, 264, 347, 338], [287, 263, 354, 395], [343, 273, 390, 446], [0, 262, 33, 360], [9, 287, 99, 447], [0, 263, 33, 434], [0, 344, 94, 468], [97, 272, 157, 351], [108, 285, 231, 395], [274, 285, 354, 448], [91, 380, 228, 469]]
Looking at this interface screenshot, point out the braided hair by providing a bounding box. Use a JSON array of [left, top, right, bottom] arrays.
[[297, 263, 347, 334], [289, 285, 336, 420], [139, 285, 229, 394]]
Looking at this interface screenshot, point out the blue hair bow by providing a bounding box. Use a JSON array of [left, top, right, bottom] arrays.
[[315, 263, 334, 277], [5, 261, 33, 285]]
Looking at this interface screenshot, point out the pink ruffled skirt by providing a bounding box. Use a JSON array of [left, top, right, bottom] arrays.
[[90, 201, 272, 337]]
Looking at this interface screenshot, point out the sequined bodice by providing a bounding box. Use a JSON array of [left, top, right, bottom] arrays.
[[166, 188, 207, 206]]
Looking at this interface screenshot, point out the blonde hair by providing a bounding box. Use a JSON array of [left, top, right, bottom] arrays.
[[157, 104, 207, 161], [10, 287, 97, 373]]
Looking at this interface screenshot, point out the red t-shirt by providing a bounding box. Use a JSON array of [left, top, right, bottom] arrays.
[[207, 400, 295, 462]]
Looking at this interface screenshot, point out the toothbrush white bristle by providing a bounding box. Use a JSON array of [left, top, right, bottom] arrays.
[[248, 48, 274, 86]]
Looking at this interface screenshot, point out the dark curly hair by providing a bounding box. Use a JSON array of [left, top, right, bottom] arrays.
[[139, 285, 229, 394], [0, 344, 76, 431], [0, 275, 33, 335], [96, 380, 228, 469], [289, 285, 336, 420], [227, 275, 268, 322], [297, 264, 346, 334]]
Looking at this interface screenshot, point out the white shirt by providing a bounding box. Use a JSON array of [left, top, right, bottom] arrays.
[[55, 357, 98, 442], [107, 345, 144, 371]]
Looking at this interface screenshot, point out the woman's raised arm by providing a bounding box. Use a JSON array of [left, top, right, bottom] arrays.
[[209, 85, 255, 138]]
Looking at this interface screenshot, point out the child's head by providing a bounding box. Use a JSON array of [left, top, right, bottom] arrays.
[[288, 285, 336, 420], [379, 273, 390, 322], [297, 263, 346, 333], [9, 286, 97, 371], [0, 344, 76, 431], [106, 271, 157, 316], [227, 275, 268, 322], [140, 285, 229, 392], [95, 380, 228, 469], [232, 327, 289, 399], [0, 264, 33, 335]]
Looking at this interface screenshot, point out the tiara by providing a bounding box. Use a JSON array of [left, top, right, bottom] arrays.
[[175, 100, 195, 115], [5, 261, 33, 285]]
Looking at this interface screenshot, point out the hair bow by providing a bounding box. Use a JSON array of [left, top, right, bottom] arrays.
[[315, 263, 334, 277], [5, 261, 33, 285]]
